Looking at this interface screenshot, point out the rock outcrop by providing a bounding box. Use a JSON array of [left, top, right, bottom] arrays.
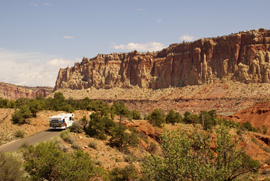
[[54, 28, 270, 91], [0, 82, 53, 100]]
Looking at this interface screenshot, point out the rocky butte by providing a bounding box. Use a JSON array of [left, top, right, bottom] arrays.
[[54, 28, 270, 91]]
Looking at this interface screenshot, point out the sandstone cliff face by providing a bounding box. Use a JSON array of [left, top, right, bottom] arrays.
[[0, 82, 53, 100], [54, 28, 270, 91]]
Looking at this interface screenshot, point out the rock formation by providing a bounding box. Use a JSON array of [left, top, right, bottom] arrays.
[[0, 82, 53, 100], [54, 28, 270, 91]]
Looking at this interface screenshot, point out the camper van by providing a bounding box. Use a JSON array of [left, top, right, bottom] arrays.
[[49, 113, 74, 130]]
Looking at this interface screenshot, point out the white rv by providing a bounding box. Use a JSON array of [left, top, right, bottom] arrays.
[[49, 113, 74, 130]]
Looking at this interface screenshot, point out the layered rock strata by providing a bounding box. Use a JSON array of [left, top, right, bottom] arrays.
[[54, 28, 270, 91], [0, 82, 53, 100]]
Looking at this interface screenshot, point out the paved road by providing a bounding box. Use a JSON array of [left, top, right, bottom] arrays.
[[0, 130, 62, 152]]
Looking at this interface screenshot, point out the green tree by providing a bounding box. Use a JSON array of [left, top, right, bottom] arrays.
[[111, 101, 130, 123], [110, 164, 139, 181], [28, 99, 45, 117], [86, 113, 115, 140], [147, 109, 165, 127], [131, 109, 141, 120], [165, 110, 182, 125], [11, 105, 32, 124], [262, 125, 268, 134], [142, 125, 260, 181], [199, 111, 217, 130]]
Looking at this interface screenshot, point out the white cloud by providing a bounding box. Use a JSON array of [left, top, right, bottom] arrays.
[[29, 2, 38, 6], [0, 48, 78, 87], [137, 8, 144, 11], [44, 3, 52, 6], [111, 42, 166, 52], [156, 19, 161, 23], [179, 35, 197, 42], [63, 36, 75, 39]]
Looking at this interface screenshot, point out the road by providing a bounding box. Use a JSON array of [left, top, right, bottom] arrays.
[[0, 130, 62, 152]]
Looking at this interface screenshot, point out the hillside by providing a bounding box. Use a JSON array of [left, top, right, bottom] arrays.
[[0, 82, 53, 100]]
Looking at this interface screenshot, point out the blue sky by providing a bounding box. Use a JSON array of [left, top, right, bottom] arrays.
[[1, 0, 270, 87]]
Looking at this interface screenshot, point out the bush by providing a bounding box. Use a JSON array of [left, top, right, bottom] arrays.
[[165, 109, 182, 125], [60, 130, 75, 144], [0, 152, 25, 181], [263, 125, 268, 134], [11, 105, 32, 124], [131, 109, 141, 120], [69, 122, 83, 133], [147, 109, 165, 127], [88, 141, 97, 149], [142, 125, 261, 180], [86, 113, 115, 140], [71, 142, 81, 150], [15, 129, 26, 138], [241, 121, 258, 132], [148, 142, 158, 154], [23, 141, 99, 180], [110, 164, 139, 181]]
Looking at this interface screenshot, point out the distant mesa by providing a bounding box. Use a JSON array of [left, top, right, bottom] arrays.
[[0, 82, 53, 100], [54, 28, 270, 91]]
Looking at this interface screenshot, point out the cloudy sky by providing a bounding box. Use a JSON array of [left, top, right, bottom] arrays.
[[1, 0, 270, 87]]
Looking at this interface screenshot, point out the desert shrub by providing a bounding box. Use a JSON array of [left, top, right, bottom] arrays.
[[183, 113, 199, 124], [131, 109, 141, 120], [263, 146, 270, 153], [241, 121, 258, 132], [263, 125, 268, 134], [109, 124, 139, 151], [86, 113, 115, 140], [0, 152, 25, 181], [165, 109, 182, 125], [111, 101, 130, 123], [28, 99, 45, 117], [148, 142, 158, 154], [142, 125, 260, 180], [60, 130, 74, 144], [219, 118, 240, 128], [71, 142, 81, 150], [199, 110, 217, 130], [69, 121, 83, 133], [94, 159, 103, 166], [80, 115, 89, 130], [23, 141, 99, 181], [11, 105, 32, 124], [20, 142, 29, 149], [110, 164, 139, 181], [147, 108, 165, 127], [15, 129, 26, 138], [88, 141, 97, 149]]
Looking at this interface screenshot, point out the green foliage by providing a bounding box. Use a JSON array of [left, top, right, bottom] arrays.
[[11, 105, 32, 124], [199, 110, 217, 130], [69, 121, 83, 133], [183, 112, 199, 124], [88, 141, 97, 149], [263, 125, 268, 134], [15, 129, 26, 138], [86, 113, 115, 140], [165, 109, 182, 125], [23, 141, 98, 181], [147, 108, 165, 127], [131, 109, 141, 120], [0, 152, 25, 181], [241, 121, 258, 132], [109, 124, 139, 151], [142, 125, 260, 180], [148, 142, 158, 154], [0, 97, 15, 108], [110, 164, 139, 181], [28, 99, 45, 117], [60, 130, 75, 144], [111, 101, 130, 122], [80, 115, 89, 130]]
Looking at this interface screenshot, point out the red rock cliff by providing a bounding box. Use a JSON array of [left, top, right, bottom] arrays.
[[0, 82, 53, 100], [54, 28, 270, 91]]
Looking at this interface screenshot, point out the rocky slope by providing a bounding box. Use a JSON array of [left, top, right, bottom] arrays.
[[0, 82, 53, 100], [54, 28, 270, 91]]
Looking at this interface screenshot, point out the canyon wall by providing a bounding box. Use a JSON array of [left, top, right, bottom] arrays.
[[54, 28, 270, 91], [0, 82, 53, 100]]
